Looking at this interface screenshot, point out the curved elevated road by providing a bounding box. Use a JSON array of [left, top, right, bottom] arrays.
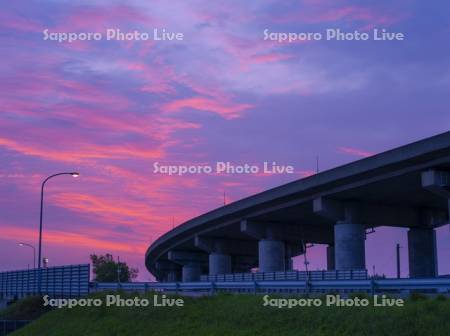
[[146, 132, 450, 281]]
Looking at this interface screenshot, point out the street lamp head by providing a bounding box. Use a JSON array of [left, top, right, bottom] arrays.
[[71, 172, 80, 177], [19, 243, 24, 246]]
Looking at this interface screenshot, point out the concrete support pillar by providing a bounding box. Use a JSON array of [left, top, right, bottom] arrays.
[[166, 270, 179, 282], [258, 239, 285, 272], [285, 257, 293, 271], [182, 264, 202, 282], [326, 245, 335, 271], [156, 260, 181, 282], [209, 253, 231, 275], [334, 223, 365, 270], [168, 250, 207, 282], [408, 228, 437, 278]]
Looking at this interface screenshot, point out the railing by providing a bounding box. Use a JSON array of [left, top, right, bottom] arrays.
[[2, 264, 447, 298], [91, 278, 450, 294], [200, 270, 368, 282], [0, 264, 90, 298]]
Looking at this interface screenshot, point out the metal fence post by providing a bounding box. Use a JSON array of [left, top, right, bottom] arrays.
[[371, 278, 376, 296]]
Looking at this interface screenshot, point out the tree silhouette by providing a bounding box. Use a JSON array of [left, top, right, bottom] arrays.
[[90, 253, 138, 282]]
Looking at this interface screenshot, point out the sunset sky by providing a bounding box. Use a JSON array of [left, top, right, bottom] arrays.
[[1, 0, 449, 280]]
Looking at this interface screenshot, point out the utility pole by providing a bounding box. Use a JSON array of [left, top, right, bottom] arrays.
[[396, 243, 401, 279], [316, 156, 319, 173], [223, 191, 226, 205]]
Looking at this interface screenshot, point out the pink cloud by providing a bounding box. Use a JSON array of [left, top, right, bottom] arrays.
[[49, 192, 164, 226], [0, 12, 43, 32], [0, 137, 164, 163], [54, 5, 158, 32], [163, 96, 253, 119], [276, 4, 407, 27], [338, 146, 375, 158], [1, 224, 144, 253], [251, 53, 294, 64]]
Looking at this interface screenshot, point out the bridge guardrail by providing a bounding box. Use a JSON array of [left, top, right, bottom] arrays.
[[201, 270, 368, 282], [91, 278, 450, 294]]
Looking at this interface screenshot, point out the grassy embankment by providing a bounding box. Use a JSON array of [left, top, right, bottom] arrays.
[[9, 292, 450, 336], [0, 296, 51, 321]]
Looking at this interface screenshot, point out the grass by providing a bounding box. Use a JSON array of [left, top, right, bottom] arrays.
[[10, 292, 450, 336], [0, 296, 51, 321]]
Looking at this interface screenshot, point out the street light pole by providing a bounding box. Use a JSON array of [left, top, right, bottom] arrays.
[[19, 242, 36, 269], [37, 172, 79, 294]]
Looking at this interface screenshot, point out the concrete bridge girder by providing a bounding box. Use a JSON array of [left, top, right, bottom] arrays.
[[146, 134, 450, 281], [155, 260, 181, 282], [167, 250, 208, 265], [240, 219, 332, 244], [194, 236, 257, 256], [167, 250, 208, 281], [314, 200, 366, 271], [239, 220, 310, 272], [422, 170, 450, 200], [314, 193, 446, 276], [194, 236, 259, 276], [313, 196, 448, 228], [194, 235, 303, 274]]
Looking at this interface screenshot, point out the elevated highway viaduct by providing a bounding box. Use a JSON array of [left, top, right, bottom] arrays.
[[146, 132, 450, 282]]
